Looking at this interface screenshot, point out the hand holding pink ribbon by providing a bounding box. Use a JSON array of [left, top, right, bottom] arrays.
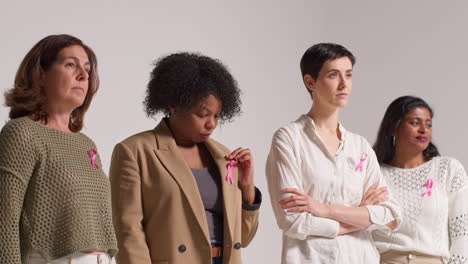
[[226, 160, 237, 184], [422, 179, 434, 197], [355, 153, 368, 172], [87, 148, 99, 168]]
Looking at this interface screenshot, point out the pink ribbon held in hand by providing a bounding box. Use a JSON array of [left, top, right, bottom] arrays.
[[355, 153, 368, 172], [422, 179, 434, 197], [225, 160, 237, 184], [87, 148, 99, 168]]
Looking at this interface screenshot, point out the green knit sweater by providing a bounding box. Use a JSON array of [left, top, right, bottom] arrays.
[[0, 117, 117, 263]]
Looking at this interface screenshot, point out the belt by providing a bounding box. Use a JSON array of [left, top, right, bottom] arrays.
[[211, 246, 222, 258]]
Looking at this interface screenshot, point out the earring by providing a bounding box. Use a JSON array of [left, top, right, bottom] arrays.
[[392, 136, 396, 146]]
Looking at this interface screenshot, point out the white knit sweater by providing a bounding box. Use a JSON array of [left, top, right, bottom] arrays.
[[372, 157, 468, 264]]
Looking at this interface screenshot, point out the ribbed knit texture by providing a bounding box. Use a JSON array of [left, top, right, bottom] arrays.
[[0, 117, 117, 263]]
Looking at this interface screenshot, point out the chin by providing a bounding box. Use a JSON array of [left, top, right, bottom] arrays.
[[335, 102, 348, 108]]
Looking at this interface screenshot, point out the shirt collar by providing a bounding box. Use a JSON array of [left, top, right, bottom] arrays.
[[301, 114, 347, 144]]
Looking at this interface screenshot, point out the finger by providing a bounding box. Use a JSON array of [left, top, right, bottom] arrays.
[[233, 149, 252, 160], [379, 195, 389, 203], [278, 194, 305, 204], [281, 199, 308, 209], [237, 158, 252, 168], [286, 206, 307, 213], [363, 184, 378, 200], [372, 188, 388, 200], [226, 147, 244, 160], [367, 187, 387, 201], [237, 152, 253, 164], [281, 188, 304, 196], [369, 191, 387, 205]]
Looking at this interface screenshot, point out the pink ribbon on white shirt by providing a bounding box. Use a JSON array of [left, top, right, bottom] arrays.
[[87, 148, 99, 168], [226, 160, 237, 184], [422, 179, 434, 197], [355, 153, 368, 172]]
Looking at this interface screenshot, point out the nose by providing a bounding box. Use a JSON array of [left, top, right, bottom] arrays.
[[418, 124, 428, 134], [76, 65, 89, 81], [205, 116, 217, 130], [338, 74, 348, 90]]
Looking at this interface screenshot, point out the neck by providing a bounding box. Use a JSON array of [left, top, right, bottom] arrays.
[[166, 118, 196, 148], [390, 147, 428, 169], [43, 111, 73, 133], [307, 102, 340, 133]]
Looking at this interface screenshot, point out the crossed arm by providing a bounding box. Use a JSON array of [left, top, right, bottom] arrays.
[[279, 185, 397, 235]]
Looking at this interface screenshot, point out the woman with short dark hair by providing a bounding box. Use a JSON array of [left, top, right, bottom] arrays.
[[371, 96, 468, 263], [266, 43, 402, 263], [110, 52, 261, 264], [0, 34, 117, 263]]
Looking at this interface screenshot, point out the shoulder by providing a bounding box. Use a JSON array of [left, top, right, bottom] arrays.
[[115, 130, 156, 152], [343, 128, 374, 154], [437, 156, 468, 193], [205, 137, 230, 154], [437, 156, 465, 173], [0, 117, 36, 142], [1, 117, 34, 133], [272, 116, 307, 142]]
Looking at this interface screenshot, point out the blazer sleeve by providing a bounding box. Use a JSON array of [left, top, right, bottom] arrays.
[[240, 187, 261, 247], [446, 158, 468, 263], [266, 128, 340, 240], [109, 142, 151, 264]]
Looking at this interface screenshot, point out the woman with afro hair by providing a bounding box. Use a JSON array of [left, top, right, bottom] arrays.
[[109, 52, 261, 264]]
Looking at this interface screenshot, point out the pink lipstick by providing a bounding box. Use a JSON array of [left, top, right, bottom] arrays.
[[416, 136, 428, 142]]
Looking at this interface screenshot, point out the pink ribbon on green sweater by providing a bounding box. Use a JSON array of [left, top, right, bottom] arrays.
[[87, 148, 99, 168], [226, 160, 237, 184]]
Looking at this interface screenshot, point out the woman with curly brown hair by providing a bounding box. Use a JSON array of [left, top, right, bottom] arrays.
[[0, 34, 117, 263], [109, 52, 261, 264]]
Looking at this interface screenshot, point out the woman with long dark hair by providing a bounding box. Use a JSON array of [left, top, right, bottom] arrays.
[[371, 96, 468, 263]]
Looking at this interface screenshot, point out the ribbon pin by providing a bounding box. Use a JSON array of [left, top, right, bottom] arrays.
[[87, 148, 99, 168], [225, 160, 237, 184], [355, 153, 368, 172], [422, 179, 434, 197]]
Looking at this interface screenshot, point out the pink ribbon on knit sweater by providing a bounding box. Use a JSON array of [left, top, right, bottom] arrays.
[[422, 179, 434, 197], [355, 153, 368, 172], [87, 148, 99, 168], [226, 160, 237, 184]]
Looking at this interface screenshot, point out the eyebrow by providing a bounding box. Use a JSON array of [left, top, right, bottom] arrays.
[[61, 56, 90, 66], [326, 69, 353, 73], [408, 117, 432, 122]]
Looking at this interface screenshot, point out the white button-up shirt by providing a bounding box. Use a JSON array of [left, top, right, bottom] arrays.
[[266, 115, 402, 264]]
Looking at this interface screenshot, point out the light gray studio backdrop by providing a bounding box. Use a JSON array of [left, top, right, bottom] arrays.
[[1, 1, 467, 262]]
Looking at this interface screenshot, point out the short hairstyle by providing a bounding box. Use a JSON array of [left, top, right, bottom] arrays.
[[144, 52, 241, 123], [300, 43, 356, 97], [373, 95, 440, 164], [4, 34, 99, 132]]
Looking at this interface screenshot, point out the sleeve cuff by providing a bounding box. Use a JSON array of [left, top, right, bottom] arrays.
[[242, 187, 262, 211], [308, 215, 340, 238], [365, 205, 395, 232]]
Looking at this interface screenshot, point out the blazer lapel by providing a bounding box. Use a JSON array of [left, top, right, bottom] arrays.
[[152, 120, 211, 245], [204, 139, 238, 242]]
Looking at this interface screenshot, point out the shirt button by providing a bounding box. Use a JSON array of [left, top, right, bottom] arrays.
[[178, 245, 186, 253]]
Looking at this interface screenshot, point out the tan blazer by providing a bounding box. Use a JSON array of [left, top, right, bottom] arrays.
[[109, 120, 260, 264]]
